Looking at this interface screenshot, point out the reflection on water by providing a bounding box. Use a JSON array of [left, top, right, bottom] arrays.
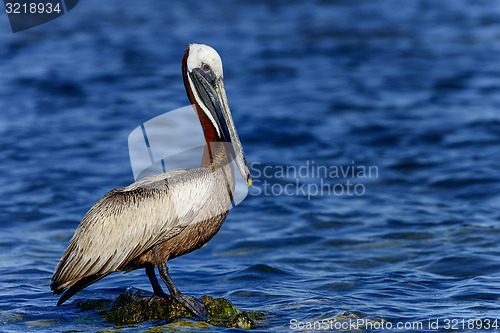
[[1, 0, 500, 332]]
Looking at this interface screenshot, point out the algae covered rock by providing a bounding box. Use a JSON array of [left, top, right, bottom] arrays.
[[76, 288, 261, 329], [202, 295, 255, 329]]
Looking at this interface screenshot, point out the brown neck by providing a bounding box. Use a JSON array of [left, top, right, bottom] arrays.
[[182, 47, 224, 168]]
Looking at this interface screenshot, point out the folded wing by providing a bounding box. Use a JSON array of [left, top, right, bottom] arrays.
[[51, 168, 214, 297]]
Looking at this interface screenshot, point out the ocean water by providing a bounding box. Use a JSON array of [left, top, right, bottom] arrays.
[[1, 0, 500, 332]]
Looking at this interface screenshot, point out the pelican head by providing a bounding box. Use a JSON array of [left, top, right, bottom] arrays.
[[183, 43, 252, 187]]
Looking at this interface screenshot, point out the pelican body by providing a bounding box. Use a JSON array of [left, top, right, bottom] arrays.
[[51, 44, 251, 316]]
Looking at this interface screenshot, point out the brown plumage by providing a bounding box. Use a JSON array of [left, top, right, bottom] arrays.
[[51, 44, 251, 314]]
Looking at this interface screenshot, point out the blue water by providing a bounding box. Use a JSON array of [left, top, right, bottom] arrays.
[[1, 0, 500, 332]]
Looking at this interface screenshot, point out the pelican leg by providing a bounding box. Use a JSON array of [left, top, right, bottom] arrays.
[[158, 263, 208, 317], [145, 265, 170, 303]]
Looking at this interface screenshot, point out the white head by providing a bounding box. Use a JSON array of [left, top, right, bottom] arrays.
[[186, 44, 224, 79]]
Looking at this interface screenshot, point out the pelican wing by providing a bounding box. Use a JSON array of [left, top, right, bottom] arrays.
[[51, 168, 214, 293]]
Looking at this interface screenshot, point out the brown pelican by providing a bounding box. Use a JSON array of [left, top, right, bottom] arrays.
[[51, 44, 252, 317]]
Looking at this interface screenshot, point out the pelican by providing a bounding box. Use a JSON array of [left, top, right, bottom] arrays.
[[51, 44, 252, 317]]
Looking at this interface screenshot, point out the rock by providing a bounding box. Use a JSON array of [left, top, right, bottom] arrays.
[[75, 288, 262, 329], [208, 312, 256, 329], [202, 295, 255, 329], [202, 295, 239, 317]]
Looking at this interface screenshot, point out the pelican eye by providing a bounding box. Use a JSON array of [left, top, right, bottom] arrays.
[[201, 63, 211, 73]]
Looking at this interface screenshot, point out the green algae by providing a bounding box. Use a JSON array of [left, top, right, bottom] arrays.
[[76, 288, 264, 329]]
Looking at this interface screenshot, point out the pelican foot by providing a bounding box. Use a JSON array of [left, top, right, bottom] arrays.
[[147, 291, 171, 306], [172, 293, 208, 317], [157, 263, 208, 317]]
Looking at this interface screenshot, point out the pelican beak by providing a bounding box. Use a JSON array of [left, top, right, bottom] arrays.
[[188, 69, 252, 187]]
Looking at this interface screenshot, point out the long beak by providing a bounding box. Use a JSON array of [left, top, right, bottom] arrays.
[[189, 69, 252, 187]]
